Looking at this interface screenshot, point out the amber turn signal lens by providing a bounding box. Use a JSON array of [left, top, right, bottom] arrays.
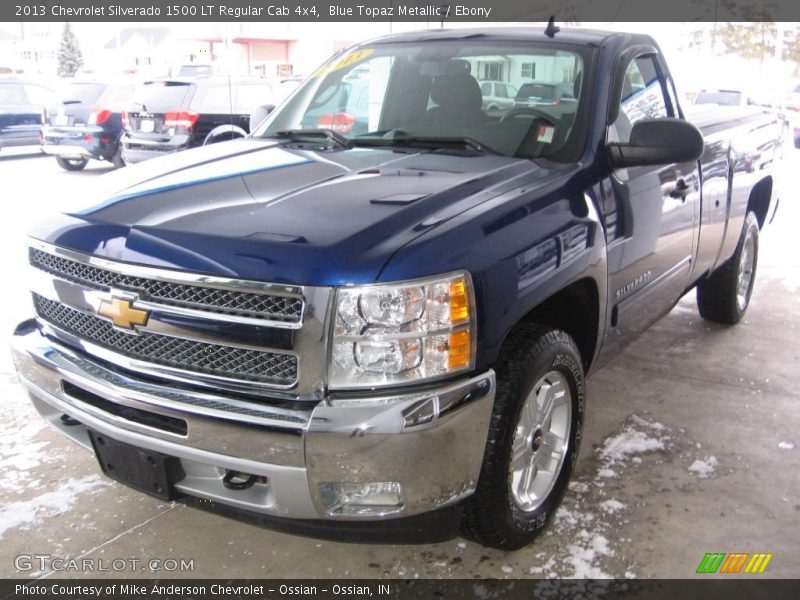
[[449, 279, 470, 323], [448, 329, 471, 370]]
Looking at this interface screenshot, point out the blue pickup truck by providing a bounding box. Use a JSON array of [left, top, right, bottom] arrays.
[[12, 28, 780, 549]]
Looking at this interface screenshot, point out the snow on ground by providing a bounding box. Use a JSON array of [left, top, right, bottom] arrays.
[[777, 441, 795, 450], [0, 351, 112, 539], [599, 500, 626, 514], [564, 533, 613, 579], [0, 375, 53, 495], [526, 414, 672, 579], [688, 456, 719, 479], [599, 425, 667, 466], [0, 475, 108, 539]]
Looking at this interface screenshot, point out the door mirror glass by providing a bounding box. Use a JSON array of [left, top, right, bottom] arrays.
[[607, 118, 704, 168]]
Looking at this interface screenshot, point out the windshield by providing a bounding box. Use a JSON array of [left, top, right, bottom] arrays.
[[255, 40, 591, 162], [132, 81, 194, 113], [55, 83, 105, 105]]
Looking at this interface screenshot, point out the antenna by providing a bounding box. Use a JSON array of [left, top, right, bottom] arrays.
[[545, 16, 560, 39], [440, 4, 450, 29]]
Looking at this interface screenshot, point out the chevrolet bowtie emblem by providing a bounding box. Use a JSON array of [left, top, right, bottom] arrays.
[[97, 297, 150, 331]]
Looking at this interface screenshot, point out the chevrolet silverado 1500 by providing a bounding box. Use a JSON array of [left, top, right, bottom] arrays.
[[12, 27, 780, 549]]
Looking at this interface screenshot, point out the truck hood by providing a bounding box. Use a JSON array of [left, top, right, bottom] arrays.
[[34, 138, 551, 285]]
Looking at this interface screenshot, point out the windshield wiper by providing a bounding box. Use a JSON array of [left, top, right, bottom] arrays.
[[352, 135, 500, 155], [274, 129, 350, 148]]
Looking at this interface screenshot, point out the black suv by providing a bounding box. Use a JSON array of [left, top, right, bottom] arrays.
[[120, 78, 275, 164], [0, 78, 52, 151], [42, 80, 135, 170]]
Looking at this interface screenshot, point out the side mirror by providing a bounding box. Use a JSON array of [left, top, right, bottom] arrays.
[[607, 118, 704, 169], [249, 104, 275, 133]]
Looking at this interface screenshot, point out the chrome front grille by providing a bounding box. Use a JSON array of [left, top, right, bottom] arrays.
[[33, 294, 298, 386], [29, 247, 303, 323]]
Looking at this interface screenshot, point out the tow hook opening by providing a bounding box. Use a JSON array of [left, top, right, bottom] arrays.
[[222, 470, 262, 490], [60, 413, 81, 427]]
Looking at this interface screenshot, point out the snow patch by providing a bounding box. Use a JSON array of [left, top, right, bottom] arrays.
[[599, 429, 666, 464], [688, 456, 718, 479], [568, 481, 590, 494], [0, 475, 108, 538], [564, 532, 614, 579], [529, 555, 556, 575], [537, 414, 670, 579], [0, 374, 73, 495], [600, 499, 626, 514], [597, 468, 618, 479], [778, 441, 795, 450]]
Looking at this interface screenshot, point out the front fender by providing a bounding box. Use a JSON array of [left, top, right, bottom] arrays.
[[377, 178, 608, 375]]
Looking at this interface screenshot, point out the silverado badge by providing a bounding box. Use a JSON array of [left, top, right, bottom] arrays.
[[97, 297, 150, 331]]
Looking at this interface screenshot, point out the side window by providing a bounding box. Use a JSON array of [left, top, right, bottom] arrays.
[[480, 82, 491, 96], [196, 85, 233, 113], [496, 84, 508, 98], [236, 84, 273, 113], [613, 56, 670, 143]]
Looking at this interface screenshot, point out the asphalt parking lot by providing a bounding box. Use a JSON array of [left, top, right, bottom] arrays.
[[0, 145, 798, 580]]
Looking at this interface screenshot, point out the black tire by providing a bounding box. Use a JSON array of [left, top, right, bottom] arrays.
[[56, 156, 88, 171], [697, 211, 759, 324], [463, 324, 585, 550], [111, 145, 125, 169]]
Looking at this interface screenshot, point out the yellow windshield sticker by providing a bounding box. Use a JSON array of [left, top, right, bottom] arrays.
[[314, 48, 375, 78]]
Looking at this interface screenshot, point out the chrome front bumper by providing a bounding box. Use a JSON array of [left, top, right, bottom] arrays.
[[12, 321, 495, 521]]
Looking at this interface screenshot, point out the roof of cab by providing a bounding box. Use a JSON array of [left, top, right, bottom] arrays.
[[366, 26, 629, 47]]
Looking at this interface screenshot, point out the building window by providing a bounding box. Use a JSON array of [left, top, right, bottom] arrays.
[[521, 63, 536, 79], [483, 63, 503, 81]]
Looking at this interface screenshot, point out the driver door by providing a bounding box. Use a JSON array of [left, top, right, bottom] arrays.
[[601, 53, 699, 353]]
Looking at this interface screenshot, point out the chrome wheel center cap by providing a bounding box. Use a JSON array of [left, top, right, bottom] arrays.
[[531, 429, 543, 452]]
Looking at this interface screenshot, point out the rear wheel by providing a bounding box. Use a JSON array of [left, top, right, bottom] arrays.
[[697, 211, 759, 324], [111, 146, 125, 168], [56, 157, 88, 171], [463, 325, 584, 550]]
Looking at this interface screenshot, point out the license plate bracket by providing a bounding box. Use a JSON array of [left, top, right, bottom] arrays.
[[89, 431, 184, 500]]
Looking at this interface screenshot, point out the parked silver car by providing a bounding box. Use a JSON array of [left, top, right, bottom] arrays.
[[479, 81, 517, 112]]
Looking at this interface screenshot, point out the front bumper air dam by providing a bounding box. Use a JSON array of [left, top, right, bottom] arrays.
[[11, 320, 495, 525]]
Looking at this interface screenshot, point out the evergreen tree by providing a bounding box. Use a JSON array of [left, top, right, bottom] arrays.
[[57, 23, 83, 77]]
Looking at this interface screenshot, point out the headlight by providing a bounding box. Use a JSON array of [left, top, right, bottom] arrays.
[[329, 272, 476, 389]]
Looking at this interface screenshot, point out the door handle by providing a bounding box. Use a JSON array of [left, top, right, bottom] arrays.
[[669, 178, 691, 200]]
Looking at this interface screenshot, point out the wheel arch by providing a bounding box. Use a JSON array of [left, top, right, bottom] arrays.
[[747, 175, 773, 229], [202, 124, 248, 146], [494, 277, 601, 374]]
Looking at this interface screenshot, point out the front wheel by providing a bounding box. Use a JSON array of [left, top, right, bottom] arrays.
[[697, 211, 759, 324], [56, 156, 88, 171], [463, 325, 584, 550]]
